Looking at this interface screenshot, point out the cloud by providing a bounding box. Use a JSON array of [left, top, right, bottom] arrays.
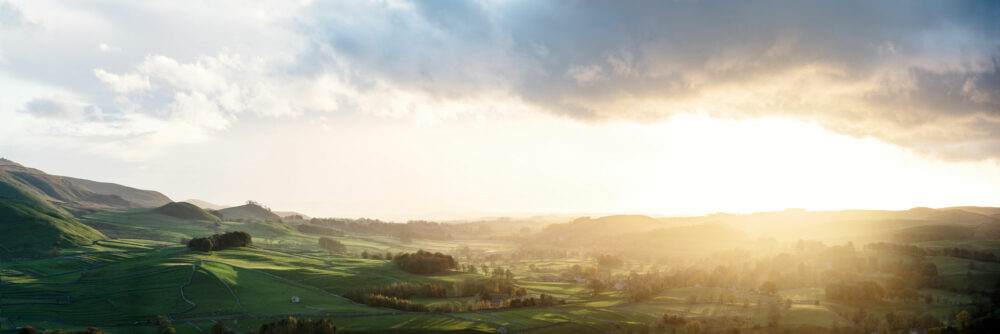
[[21, 96, 100, 120], [296, 0, 1000, 159], [2, 0, 998, 160], [97, 42, 120, 53], [93, 68, 149, 93]]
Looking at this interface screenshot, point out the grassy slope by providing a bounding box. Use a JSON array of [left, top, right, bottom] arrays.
[[4, 206, 993, 333], [0, 181, 106, 252], [63, 176, 171, 208], [1, 238, 982, 333], [153, 202, 221, 222], [217, 204, 282, 222]]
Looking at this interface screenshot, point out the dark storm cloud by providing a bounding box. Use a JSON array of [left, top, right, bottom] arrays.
[[302, 0, 1000, 159]]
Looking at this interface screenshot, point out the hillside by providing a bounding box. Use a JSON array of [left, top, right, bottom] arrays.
[[152, 202, 221, 222], [0, 159, 170, 208], [216, 203, 282, 222], [275, 210, 310, 219], [732, 208, 1000, 242], [64, 176, 170, 207], [0, 180, 106, 251], [608, 223, 753, 256], [538, 215, 676, 243]]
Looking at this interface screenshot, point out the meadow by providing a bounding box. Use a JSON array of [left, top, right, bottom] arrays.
[[3, 206, 999, 334]]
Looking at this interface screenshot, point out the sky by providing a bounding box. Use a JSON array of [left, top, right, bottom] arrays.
[[1, 0, 999, 220]]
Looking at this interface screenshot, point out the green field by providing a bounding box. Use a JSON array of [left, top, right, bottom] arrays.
[[3, 206, 997, 334]]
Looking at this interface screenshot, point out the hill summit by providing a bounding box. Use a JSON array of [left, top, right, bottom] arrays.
[[153, 202, 221, 222], [216, 201, 282, 222], [0, 159, 171, 208]]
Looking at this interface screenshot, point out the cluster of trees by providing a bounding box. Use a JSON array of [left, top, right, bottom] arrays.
[[361, 250, 394, 260], [452, 275, 516, 300], [464, 293, 562, 311], [868, 242, 999, 263], [154, 315, 174, 334], [251, 317, 337, 334], [933, 247, 999, 263], [210, 321, 237, 334], [187, 231, 252, 252], [18, 327, 105, 334], [596, 254, 624, 268], [343, 292, 428, 312], [835, 308, 946, 334], [661, 314, 687, 326], [297, 224, 345, 237], [318, 237, 346, 254], [393, 250, 457, 274], [345, 282, 446, 300], [507, 294, 558, 308]]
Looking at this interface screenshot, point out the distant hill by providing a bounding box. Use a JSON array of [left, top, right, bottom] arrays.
[[0, 159, 170, 209], [183, 199, 230, 211], [533, 207, 1000, 255], [275, 211, 309, 219], [0, 180, 106, 251], [153, 202, 220, 222], [536, 215, 689, 246], [217, 203, 282, 222], [64, 177, 171, 208], [609, 223, 753, 256]]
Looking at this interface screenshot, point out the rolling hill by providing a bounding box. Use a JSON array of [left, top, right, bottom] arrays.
[[0, 158, 170, 208], [63, 176, 171, 208], [0, 180, 106, 251], [152, 202, 221, 222], [216, 203, 282, 222]]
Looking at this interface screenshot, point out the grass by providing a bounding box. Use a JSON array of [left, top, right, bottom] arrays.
[[2, 207, 989, 333], [153, 202, 220, 222], [0, 186, 106, 252]]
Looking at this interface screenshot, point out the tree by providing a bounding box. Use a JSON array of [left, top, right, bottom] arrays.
[[211, 321, 236, 334], [187, 231, 252, 252], [155, 315, 175, 334], [589, 279, 605, 296], [684, 321, 703, 334], [760, 281, 778, 295], [767, 300, 781, 327], [256, 317, 337, 334], [393, 250, 457, 274], [955, 310, 971, 332], [318, 237, 347, 254]]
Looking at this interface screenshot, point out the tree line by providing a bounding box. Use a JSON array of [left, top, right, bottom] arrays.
[[297, 224, 345, 237], [393, 250, 457, 274], [187, 231, 252, 252], [250, 317, 337, 334], [867, 242, 999, 263], [345, 282, 447, 300]]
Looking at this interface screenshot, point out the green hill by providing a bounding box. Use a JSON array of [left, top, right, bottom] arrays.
[[0, 180, 106, 251], [63, 176, 171, 208], [217, 203, 282, 222], [152, 201, 221, 222], [0, 158, 170, 208]]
